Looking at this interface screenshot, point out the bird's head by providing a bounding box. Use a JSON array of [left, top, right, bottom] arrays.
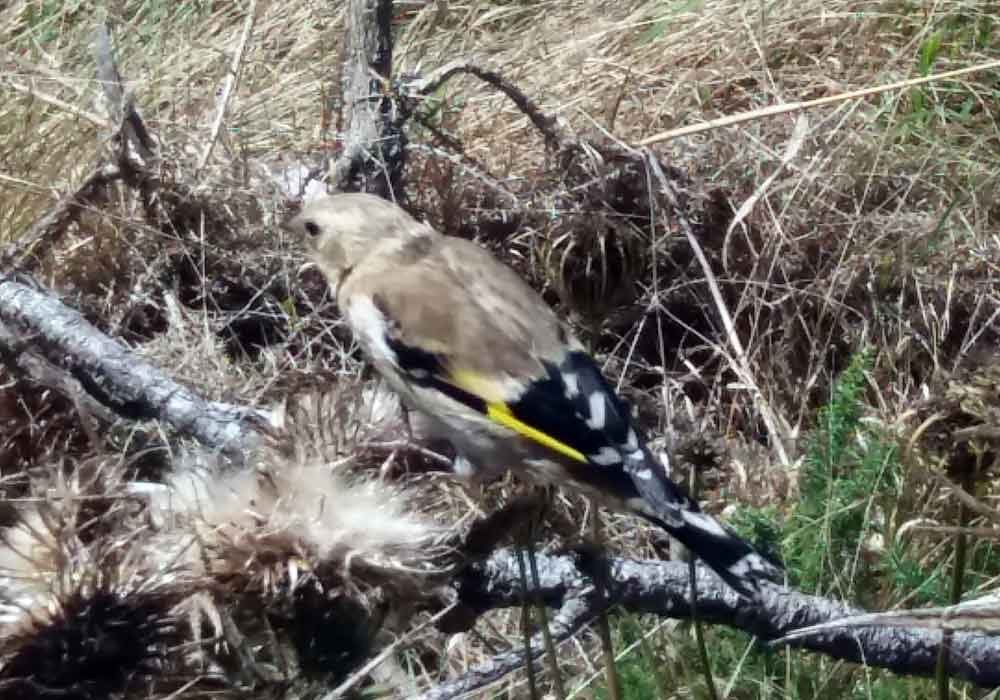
[[283, 193, 419, 293]]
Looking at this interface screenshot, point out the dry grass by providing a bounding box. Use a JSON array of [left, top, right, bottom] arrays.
[[1, 0, 998, 697]]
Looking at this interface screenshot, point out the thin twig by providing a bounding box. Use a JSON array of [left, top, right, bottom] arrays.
[[1, 163, 122, 270], [528, 543, 568, 700], [405, 60, 570, 150], [689, 558, 720, 700], [688, 464, 719, 700], [323, 604, 457, 699], [198, 0, 258, 172], [412, 582, 598, 700], [936, 446, 981, 700], [637, 59, 1000, 146], [643, 150, 792, 466], [3, 78, 105, 126], [589, 508, 623, 700], [516, 546, 541, 700], [359, 439, 455, 469], [931, 471, 1000, 526]]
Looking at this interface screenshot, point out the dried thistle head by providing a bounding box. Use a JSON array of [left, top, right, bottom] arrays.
[[142, 441, 453, 689], [0, 583, 184, 700], [269, 380, 410, 464], [0, 462, 190, 700], [156, 455, 449, 597], [541, 212, 645, 322]]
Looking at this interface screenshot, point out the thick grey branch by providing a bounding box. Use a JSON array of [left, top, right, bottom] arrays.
[[0, 278, 268, 458], [449, 550, 1000, 689]]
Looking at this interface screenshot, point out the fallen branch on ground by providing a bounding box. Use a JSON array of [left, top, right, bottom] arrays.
[[0, 277, 268, 458], [443, 549, 1000, 694]]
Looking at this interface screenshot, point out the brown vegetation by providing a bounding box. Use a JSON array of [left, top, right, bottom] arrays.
[[0, 0, 998, 698]]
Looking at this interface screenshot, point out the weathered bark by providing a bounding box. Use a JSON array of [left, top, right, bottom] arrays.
[[437, 549, 1000, 696], [0, 277, 268, 458], [333, 0, 406, 199]]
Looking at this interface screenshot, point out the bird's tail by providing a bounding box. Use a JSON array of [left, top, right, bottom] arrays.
[[626, 449, 782, 598], [643, 506, 783, 598]]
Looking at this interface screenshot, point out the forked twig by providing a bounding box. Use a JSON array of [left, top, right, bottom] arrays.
[[404, 60, 571, 151]]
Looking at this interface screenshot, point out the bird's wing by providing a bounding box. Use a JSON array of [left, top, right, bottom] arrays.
[[342, 234, 782, 597], [341, 236, 655, 470]]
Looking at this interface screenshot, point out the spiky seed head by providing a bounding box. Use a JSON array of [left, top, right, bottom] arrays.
[[0, 586, 181, 699], [283, 193, 422, 294], [540, 212, 643, 322]]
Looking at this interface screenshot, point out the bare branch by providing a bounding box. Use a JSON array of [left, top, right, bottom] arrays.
[[0, 277, 268, 459], [404, 60, 571, 152], [0, 163, 122, 271], [2, 24, 159, 273], [443, 549, 1000, 691], [92, 23, 157, 167], [198, 0, 258, 172], [643, 149, 793, 467]]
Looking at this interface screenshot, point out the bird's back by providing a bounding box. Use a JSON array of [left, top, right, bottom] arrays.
[[341, 233, 571, 385]]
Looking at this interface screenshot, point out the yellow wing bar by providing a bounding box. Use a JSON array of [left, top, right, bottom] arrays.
[[447, 366, 588, 464], [485, 402, 587, 464]]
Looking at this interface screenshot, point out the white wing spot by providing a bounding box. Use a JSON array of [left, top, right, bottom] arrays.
[[630, 498, 682, 526], [682, 511, 729, 538], [585, 392, 606, 430], [635, 468, 653, 481], [627, 449, 645, 463], [729, 557, 754, 578], [589, 446, 621, 465], [563, 372, 580, 398], [624, 428, 639, 451]]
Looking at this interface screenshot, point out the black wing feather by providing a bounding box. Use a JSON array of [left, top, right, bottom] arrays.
[[383, 335, 782, 597]]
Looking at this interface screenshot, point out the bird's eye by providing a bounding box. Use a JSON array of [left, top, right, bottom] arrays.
[[304, 220, 320, 237]]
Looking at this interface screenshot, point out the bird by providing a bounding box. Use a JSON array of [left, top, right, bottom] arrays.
[[284, 192, 782, 598]]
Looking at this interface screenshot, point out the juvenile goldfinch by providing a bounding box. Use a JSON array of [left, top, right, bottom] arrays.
[[285, 193, 781, 597]]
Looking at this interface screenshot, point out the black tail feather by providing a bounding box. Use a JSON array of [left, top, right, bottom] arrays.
[[643, 508, 783, 598], [626, 447, 782, 598]]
